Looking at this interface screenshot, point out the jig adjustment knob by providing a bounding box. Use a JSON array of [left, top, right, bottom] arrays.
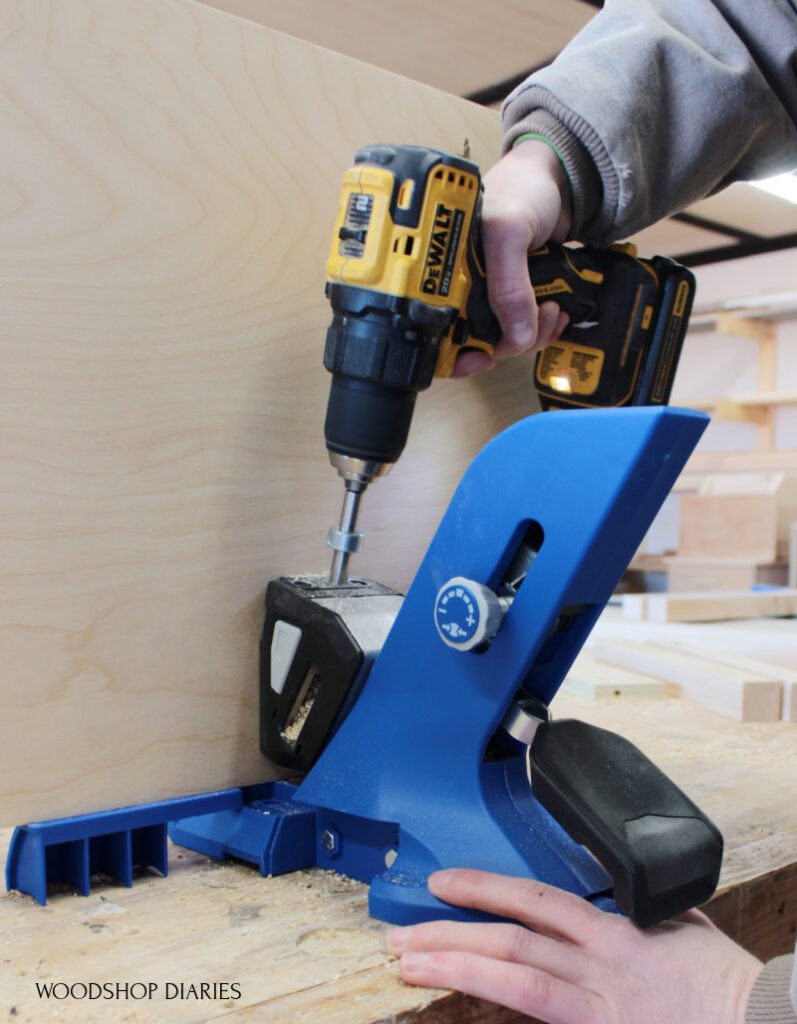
[[433, 576, 509, 651]]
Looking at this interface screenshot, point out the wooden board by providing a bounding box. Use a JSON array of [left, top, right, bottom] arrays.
[[0, 828, 526, 1024], [645, 639, 797, 721], [678, 494, 778, 562], [664, 558, 788, 592], [596, 605, 797, 668], [590, 607, 797, 720], [2, 689, 796, 1022], [561, 652, 667, 700], [0, 0, 515, 828], [622, 588, 797, 623], [588, 639, 782, 721], [565, 638, 797, 722], [677, 474, 797, 563], [784, 682, 797, 723]]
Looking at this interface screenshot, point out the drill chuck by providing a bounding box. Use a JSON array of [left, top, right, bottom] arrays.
[[324, 375, 415, 472], [323, 284, 455, 480]]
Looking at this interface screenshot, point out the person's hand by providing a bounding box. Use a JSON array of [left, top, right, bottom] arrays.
[[452, 139, 574, 378], [386, 869, 763, 1024]]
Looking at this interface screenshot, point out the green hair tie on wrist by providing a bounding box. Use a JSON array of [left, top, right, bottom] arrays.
[[512, 132, 566, 166]]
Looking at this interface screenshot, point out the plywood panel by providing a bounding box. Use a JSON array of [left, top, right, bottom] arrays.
[[0, 0, 514, 827]]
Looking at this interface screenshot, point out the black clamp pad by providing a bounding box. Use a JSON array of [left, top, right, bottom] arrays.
[[530, 719, 723, 927], [260, 576, 401, 775]]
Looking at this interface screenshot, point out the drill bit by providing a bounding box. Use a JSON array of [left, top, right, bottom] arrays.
[[327, 481, 365, 585]]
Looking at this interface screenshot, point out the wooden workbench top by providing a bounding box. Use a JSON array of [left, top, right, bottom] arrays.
[[2, 687, 795, 1024]]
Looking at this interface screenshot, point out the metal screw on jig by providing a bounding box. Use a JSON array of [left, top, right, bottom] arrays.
[[320, 828, 339, 855]]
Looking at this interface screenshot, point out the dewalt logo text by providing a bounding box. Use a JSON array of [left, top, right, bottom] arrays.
[[422, 204, 465, 298]]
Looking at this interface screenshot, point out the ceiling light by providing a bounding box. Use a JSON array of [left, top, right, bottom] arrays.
[[749, 171, 797, 204]]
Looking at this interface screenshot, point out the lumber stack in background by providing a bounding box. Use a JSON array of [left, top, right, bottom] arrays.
[[678, 472, 797, 564], [587, 640, 782, 722], [659, 471, 797, 591], [574, 612, 797, 722], [620, 589, 797, 623]]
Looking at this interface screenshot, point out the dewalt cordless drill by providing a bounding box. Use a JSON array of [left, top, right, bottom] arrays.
[[321, 143, 695, 584]]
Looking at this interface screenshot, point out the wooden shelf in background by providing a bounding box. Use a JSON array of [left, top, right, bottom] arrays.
[[689, 390, 797, 425]]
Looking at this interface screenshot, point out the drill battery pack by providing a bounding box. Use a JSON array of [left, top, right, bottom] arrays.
[[532, 247, 695, 411]]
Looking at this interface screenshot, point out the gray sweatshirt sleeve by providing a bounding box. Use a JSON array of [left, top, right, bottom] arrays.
[[501, 0, 797, 243], [745, 954, 797, 1023]]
